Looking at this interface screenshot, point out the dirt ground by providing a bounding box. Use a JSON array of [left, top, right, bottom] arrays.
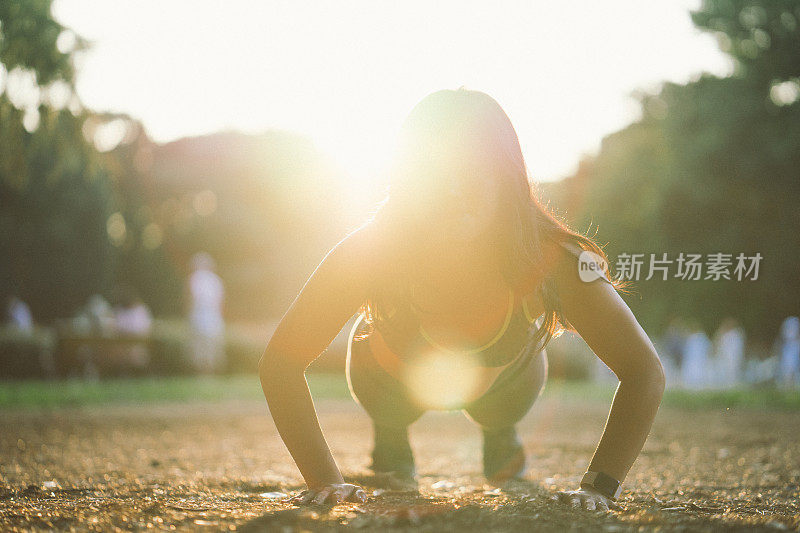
[[1, 391, 799, 532]]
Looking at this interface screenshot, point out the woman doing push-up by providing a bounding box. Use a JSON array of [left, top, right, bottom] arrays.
[[259, 87, 665, 512]]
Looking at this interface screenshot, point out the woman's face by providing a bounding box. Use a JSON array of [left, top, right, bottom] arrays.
[[416, 162, 499, 256], [399, 147, 504, 257], [435, 174, 500, 243]]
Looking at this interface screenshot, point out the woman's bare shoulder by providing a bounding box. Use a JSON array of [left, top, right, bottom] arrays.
[[334, 220, 393, 286], [551, 238, 613, 285]]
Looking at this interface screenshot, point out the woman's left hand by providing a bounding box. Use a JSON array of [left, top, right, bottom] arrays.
[[551, 487, 621, 512]]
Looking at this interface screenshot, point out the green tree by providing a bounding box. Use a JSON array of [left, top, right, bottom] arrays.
[[0, 1, 114, 320], [550, 0, 800, 341]]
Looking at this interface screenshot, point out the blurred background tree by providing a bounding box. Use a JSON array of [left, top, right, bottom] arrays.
[[3, 0, 797, 344], [1, 2, 367, 325], [546, 0, 800, 341], [0, 1, 112, 320]]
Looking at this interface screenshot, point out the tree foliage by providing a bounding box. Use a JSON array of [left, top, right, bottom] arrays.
[[549, 0, 800, 341], [0, 1, 116, 320]]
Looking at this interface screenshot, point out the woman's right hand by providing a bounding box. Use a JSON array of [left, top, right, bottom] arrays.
[[283, 483, 368, 506]]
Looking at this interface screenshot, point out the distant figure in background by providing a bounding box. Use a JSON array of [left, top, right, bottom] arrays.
[[71, 293, 116, 380], [680, 320, 711, 389], [661, 316, 688, 386], [712, 317, 745, 388], [3, 294, 54, 378], [185, 252, 226, 374], [776, 316, 800, 388], [74, 293, 116, 336], [112, 288, 154, 372], [5, 295, 34, 332]]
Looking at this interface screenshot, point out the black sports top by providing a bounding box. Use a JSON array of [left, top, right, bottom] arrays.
[[357, 240, 612, 369], [374, 288, 543, 368]]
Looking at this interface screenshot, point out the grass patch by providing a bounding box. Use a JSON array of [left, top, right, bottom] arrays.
[[0, 373, 350, 409], [658, 385, 800, 410], [541, 379, 800, 411], [0, 374, 798, 410]]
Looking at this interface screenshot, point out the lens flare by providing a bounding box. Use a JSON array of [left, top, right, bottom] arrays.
[[402, 349, 486, 410]]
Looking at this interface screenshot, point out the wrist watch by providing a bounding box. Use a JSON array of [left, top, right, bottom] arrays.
[[580, 470, 622, 501]]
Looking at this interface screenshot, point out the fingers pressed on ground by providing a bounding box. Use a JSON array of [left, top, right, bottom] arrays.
[[579, 494, 589, 509], [584, 497, 596, 511], [311, 489, 331, 505], [597, 500, 609, 512], [300, 490, 317, 505], [286, 490, 307, 504], [330, 489, 347, 504]]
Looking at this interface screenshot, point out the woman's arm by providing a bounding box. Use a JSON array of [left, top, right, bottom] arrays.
[[259, 223, 378, 504], [549, 246, 666, 510]]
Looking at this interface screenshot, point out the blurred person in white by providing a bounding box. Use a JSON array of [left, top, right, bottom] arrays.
[[711, 317, 745, 388], [74, 294, 116, 336], [776, 316, 800, 388], [4, 295, 56, 377], [70, 294, 116, 379], [185, 252, 226, 374], [5, 295, 34, 332], [680, 320, 711, 389], [113, 287, 153, 371], [660, 316, 689, 387]]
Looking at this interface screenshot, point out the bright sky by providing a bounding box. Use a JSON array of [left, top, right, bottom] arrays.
[[52, 0, 731, 187]]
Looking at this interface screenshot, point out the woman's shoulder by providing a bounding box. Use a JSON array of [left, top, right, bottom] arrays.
[[549, 236, 613, 285], [557, 239, 583, 258], [333, 219, 394, 288]]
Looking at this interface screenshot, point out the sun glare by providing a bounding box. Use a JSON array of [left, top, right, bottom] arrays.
[[402, 349, 487, 410], [51, 0, 731, 206], [311, 124, 396, 210]]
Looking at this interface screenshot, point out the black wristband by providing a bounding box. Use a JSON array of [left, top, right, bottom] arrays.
[[580, 470, 622, 501]]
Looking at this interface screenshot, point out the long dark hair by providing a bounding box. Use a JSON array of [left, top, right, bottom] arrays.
[[355, 87, 627, 351]]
